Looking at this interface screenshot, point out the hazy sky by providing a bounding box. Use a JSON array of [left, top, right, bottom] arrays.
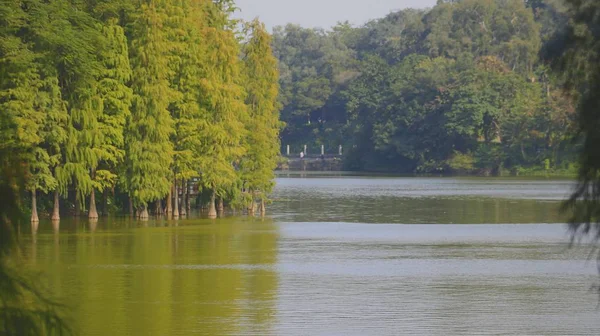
[[232, 0, 438, 30]]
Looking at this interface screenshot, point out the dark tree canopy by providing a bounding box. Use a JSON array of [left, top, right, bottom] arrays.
[[544, 0, 600, 239]]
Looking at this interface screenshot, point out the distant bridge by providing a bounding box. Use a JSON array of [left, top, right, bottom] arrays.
[[283, 153, 341, 160], [282, 144, 343, 157]]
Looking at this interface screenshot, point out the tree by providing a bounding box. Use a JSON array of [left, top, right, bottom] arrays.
[[125, 0, 175, 219], [35, 0, 110, 220], [545, 0, 600, 239], [165, 0, 205, 218], [88, 16, 133, 218], [195, 0, 248, 217], [272, 24, 355, 151], [270, 0, 579, 176], [0, 2, 72, 332], [0, 0, 69, 223], [2, 0, 282, 222], [240, 19, 281, 213]]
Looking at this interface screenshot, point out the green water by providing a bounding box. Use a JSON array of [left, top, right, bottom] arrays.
[[23, 177, 600, 335]]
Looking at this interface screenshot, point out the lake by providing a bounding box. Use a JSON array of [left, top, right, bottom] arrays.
[[23, 176, 600, 335]]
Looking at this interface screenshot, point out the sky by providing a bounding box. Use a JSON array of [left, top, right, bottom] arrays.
[[232, 0, 438, 31]]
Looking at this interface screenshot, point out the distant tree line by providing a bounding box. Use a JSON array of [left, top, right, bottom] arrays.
[[273, 0, 577, 175], [0, 0, 281, 221]]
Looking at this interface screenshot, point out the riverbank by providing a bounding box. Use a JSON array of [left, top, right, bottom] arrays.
[[276, 166, 577, 179], [278, 156, 343, 171]]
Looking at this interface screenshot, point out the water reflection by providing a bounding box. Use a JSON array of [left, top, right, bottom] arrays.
[[27, 217, 279, 336], [89, 219, 98, 232], [271, 177, 568, 223], [52, 219, 60, 232], [21, 177, 600, 335]]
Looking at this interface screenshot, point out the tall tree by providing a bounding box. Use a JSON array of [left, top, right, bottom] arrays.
[[196, 0, 247, 217], [0, 0, 69, 223], [125, 0, 175, 219], [240, 19, 281, 213], [88, 16, 133, 218], [165, 0, 205, 218], [38, 0, 109, 219]]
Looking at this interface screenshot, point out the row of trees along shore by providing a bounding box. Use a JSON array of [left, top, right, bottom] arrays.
[[0, 0, 282, 222], [273, 0, 579, 175]]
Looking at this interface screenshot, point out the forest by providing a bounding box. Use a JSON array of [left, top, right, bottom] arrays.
[[0, 0, 585, 222], [0, 0, 281, 221], [273, 0, 577, 175]]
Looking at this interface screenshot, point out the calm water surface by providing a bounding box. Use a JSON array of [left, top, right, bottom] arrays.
[[24, 177, 600, 335]]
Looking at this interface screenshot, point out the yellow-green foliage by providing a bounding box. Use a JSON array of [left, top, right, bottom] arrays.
[[126, 0, 175, 208], [1, 0, 282, 214], [167, 0, 205, 183], [447, 151, 475, 172], [240, 19, 282, 200], [196, 1, 248, 196]]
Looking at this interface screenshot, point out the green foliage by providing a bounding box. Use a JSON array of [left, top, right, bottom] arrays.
[[125, 0, 176, 208], [0, 0, 69, 197], [1, 0, 280, 217], [94, 17, 133, 192], [447, 151, 475, 172], [166, 0, 204, 184], [195, 1, 248, 199], [274, 0, 577, 175], [273, 24, 355, 151], [240, 19, 282, 201], [544, 0, 600, 239]]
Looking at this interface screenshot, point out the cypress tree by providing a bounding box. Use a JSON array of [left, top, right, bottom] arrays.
[[88, 16, 133, 218], [126, 0, 175, 219], [196, 0, 248, 217], [40, 0, 108, 219], [166, 0, 204, 218], [0, 0, 69, 223], [240, 19, 282, 214], [2, 0, 282, 220]]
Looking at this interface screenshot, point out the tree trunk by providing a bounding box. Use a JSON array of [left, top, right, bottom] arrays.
[[102, 189, 108, 216], [186, 180, 191, 212], [89, 190, 98, 219], [247, 191, 255, 216], [260, 199, 266, 216], [128, 196, 134, 217], [31, 189, 39, 223], [208, 190, 217, 219], [218, 198, 224, 213], [139, 204, 149, 220], [166, 185, 173, 216], [75, 189, 81, 217], [156, 199, 163, 216], [51, 190, 60, 221], [173, 180, 180, 218], [180, 179, 187, 216], [31, 220, 38, 234]]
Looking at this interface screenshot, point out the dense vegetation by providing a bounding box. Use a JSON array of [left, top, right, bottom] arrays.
[[0, 0, 281, 221], [545, 0, 600, 239], [273, 0, 577, 175]]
